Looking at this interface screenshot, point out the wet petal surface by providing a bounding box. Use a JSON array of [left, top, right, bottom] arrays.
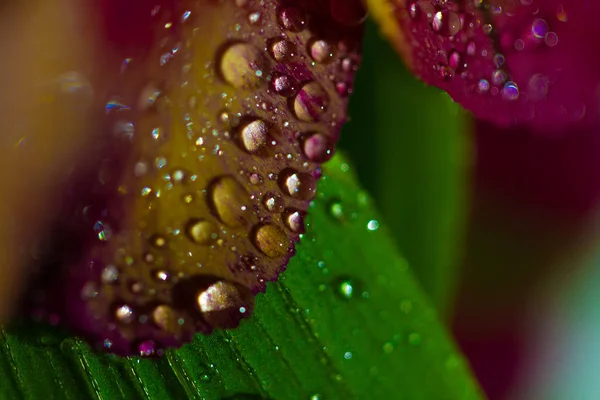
[[25, 0, 363, 356]]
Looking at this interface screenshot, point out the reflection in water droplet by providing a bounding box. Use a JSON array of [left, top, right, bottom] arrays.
[[329, 200, 344, 220], [240, 119, 269, 153], [253, 224, 289, 257], [293, 82, 329, 122], [207, 176, 249, 227], [279, 169, 316, 200], [219, 42, 265, 89], [186, 219, 218, 244]]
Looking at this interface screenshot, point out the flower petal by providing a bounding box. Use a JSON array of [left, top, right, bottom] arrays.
[[25, 0, 363, 356], [369, 0, 600, 131]]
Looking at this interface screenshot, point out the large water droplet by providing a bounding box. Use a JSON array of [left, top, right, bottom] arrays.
[[278, 169, 316, 200], [219, 42, 265, 89], [252, 224, 289, 257], [293, 82, 329, 122], [207, 176, 250, 227]]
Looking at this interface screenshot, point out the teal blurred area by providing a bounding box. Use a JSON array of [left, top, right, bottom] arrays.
[[338, 20, 470, 315]]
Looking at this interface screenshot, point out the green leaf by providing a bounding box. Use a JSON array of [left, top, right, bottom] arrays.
[[340, 21, 470, 315], [0, 155, 481, 400]]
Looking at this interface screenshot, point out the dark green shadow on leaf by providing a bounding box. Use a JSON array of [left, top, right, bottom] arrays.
[[339, 20, 471, 315]]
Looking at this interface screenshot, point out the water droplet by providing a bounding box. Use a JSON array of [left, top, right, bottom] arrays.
[[329, 200, 344, 220], [408, 332, 422, 346], [531, 18, 549, 39], [367, 220, 379, 231], [309, 39, 334, 63], [219, 42, 265, 89], [115, 304, 134, 323], [302, 133, 334, 162], [263, 192, 285, 213], [239, 119, 269, 153], [138, 340, 156, 356], [272, 74, 297, 97], [282, 209, 305, 233], [101, 265, 119, 283], [94, 221, 112, 241], [197, 281, 254, 328], [382, 342, 394, 354], [252, 224, 289, 257], [278, 7, 307, 32], [293, 82, 329, 122], [150, 234, 167, 248], [186, 219, 218, 245], [152, 305, 180, 333], [207, 176, 249, 227], [268, 38, 296, 62], [502, 81, 519, 101], [278, 169, 316, 200], [343, 351, 353, 360], [431, 11, 461, 37], [335, 277, 358, 300]]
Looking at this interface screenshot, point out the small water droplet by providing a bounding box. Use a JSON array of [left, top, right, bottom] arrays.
[[272, 74, 297, 97], [186, 219, 218, 245], [367, 220, 379, 231], [282, 209, 305, 233], [309, 39, 335, 63], [268, 38, 296, 62], [152, 305, 180, 333], [115, 304, 134, 323], [263, 193, 285, 213], [278, 169, 316, 200], [278, 7, 307, 32], [138, 340, 156, 356], [302, 132, 334, 162], [408, 332, 421, 346], [239, 119, 269, 153], [94, 221, 112, 241], [101, 265, 119, 283]]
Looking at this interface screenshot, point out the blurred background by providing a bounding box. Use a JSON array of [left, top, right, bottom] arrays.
[[340, 21, 600, 400]]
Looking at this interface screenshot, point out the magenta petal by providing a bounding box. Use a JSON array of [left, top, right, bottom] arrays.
[[401, 1, 600, 131]]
